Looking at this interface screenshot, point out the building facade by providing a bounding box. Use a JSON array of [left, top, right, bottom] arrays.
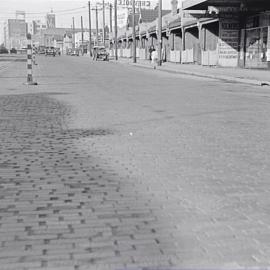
[[109, 0, 270, 69], [6, 18, 27, 49], [46, 12, 56, 29]]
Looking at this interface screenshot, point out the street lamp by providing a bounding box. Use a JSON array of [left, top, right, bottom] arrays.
[[88, 1, 92, 57], [132, 0, 136, 63], [114, 0, 118, 60], [158, 0, 162, 66]]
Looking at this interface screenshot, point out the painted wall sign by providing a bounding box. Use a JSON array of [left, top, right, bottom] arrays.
[[218, 17, 239, 67], [117, 0, 151, 7]]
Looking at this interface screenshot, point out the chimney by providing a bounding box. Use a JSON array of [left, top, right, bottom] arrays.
[[171, 0, 178, 15]]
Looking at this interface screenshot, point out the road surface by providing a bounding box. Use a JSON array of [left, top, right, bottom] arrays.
[[0, 55, 270, 269]]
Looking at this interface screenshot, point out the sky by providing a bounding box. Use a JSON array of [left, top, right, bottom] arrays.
[[0, 0, 181, 43]]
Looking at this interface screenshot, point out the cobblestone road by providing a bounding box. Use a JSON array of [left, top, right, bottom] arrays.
[[0, 56, 270, 269]]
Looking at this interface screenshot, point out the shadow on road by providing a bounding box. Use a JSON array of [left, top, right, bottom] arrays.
[[0, 93, 177, 269]]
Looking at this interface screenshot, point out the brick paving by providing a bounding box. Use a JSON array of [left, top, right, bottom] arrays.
[[0, 56, 270, 269]]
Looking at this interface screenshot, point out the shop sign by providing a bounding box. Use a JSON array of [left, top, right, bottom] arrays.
[[208, 6, 241, 14], [118, 0, 151, 7], [218, 18, 239, 67]]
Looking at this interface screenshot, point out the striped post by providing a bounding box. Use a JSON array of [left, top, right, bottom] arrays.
[[32, 45, 36, 65], [26, 33, 33, 83]]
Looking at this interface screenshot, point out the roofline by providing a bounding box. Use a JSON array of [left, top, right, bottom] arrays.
[[182, 0, 207, 10]]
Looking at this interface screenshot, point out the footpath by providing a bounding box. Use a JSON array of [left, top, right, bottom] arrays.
[[112, 57, 270, 86]]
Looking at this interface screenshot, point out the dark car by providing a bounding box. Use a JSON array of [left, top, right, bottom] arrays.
[[10, 48, 17, 54], [0, 46, 8, 54], [93, 46, 109, 61], [45, 47, 56, 56], [55, 48, 61, 56]]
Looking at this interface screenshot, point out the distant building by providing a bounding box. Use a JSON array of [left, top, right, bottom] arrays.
[[6, 18, 27, 49], [46, 12, 56, 29], [3, 22, 8, 47], [126, 8, 171, 29], [28, 22, 34, 35], [33, 20, 47, 34]]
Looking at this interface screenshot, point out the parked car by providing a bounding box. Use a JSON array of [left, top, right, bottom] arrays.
[[38, 46, 46, 54], [10, 48, 17, 54], [0, 45, 8, 54], [93, 46, 109, 61], [45, 47, 56, 56], [55, 48, 61, 56], [70, 49, 79, 56]]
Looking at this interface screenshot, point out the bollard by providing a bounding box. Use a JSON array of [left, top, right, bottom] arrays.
[[26, 33, 37, 85], [32, 45, 37, 65]]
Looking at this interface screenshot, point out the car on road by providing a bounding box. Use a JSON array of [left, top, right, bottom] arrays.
[[70, 49, 80, 56], [55, 48, 61, 56], [93, 46, 109, 61], [45, 47, 56, 57], [10, 48, 17, 54], [0, 45, 9, 54], [38, 46, 46, 54]]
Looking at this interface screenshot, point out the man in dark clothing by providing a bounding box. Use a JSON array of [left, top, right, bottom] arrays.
[[149, 46, 154, 61]]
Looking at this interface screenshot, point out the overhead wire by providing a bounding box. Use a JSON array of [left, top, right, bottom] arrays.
[[0, 6, 87, 16]]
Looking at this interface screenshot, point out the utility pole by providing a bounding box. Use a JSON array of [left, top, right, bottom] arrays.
[[109, 4, 113, 33], [88, 1, 92, 56], [132, 0, 136, 63], [72, 17, 75, 49], [114, 0, 118, 60], [81, 16, 84, 55], [102, 0, 106, 46], [96, 5, 99, 45], [158, 0, 162, 66]]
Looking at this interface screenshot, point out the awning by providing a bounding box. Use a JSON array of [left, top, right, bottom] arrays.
[[140, 30, 147, 36], [182, 0, 270, 10], [182, 17, 218, 30], [148, 25, 156, 34], [169, 17, 181, 31], [199, 17, 219, 26]]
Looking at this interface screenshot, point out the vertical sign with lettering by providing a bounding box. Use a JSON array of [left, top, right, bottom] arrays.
[[218, 16, 240, 67]]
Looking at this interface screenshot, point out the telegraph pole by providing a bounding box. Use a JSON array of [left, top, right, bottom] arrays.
[[88, 1, 92, 56], [81, 16, 84, 55], [102, 0, 106, 46], [72, 17, 75, 49], [96, 5, 99, 45], [114, 0, 118, 60], [158, 0, 162, 66], [132, 0, 136, 63], [109, 4, 113, 33]]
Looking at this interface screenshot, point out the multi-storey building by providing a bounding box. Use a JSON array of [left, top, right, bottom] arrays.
[[6, 19, 27, 49]]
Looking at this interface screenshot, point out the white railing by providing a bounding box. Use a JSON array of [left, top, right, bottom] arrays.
[[170, 50, 181, 63], [139, 49, 146, 60], [181, 49, 194, 63], [202, 49, 218, 66], [123, 49, 131, 58]]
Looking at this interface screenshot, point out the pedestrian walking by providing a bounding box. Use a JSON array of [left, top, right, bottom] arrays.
[[149, 45, 154, 62], [151, 48, 158, 69]]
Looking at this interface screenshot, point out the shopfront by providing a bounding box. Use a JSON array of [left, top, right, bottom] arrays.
[[201, 19, 219, 66], [182, 22, 201, 64], [168, 18, 182, 63], [242, 12, 270, 69]]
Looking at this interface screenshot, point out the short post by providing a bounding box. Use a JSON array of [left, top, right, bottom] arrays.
[[26, 33, 33, 83], [32, 45, 37, 65], [26, 33, 37, 85]]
